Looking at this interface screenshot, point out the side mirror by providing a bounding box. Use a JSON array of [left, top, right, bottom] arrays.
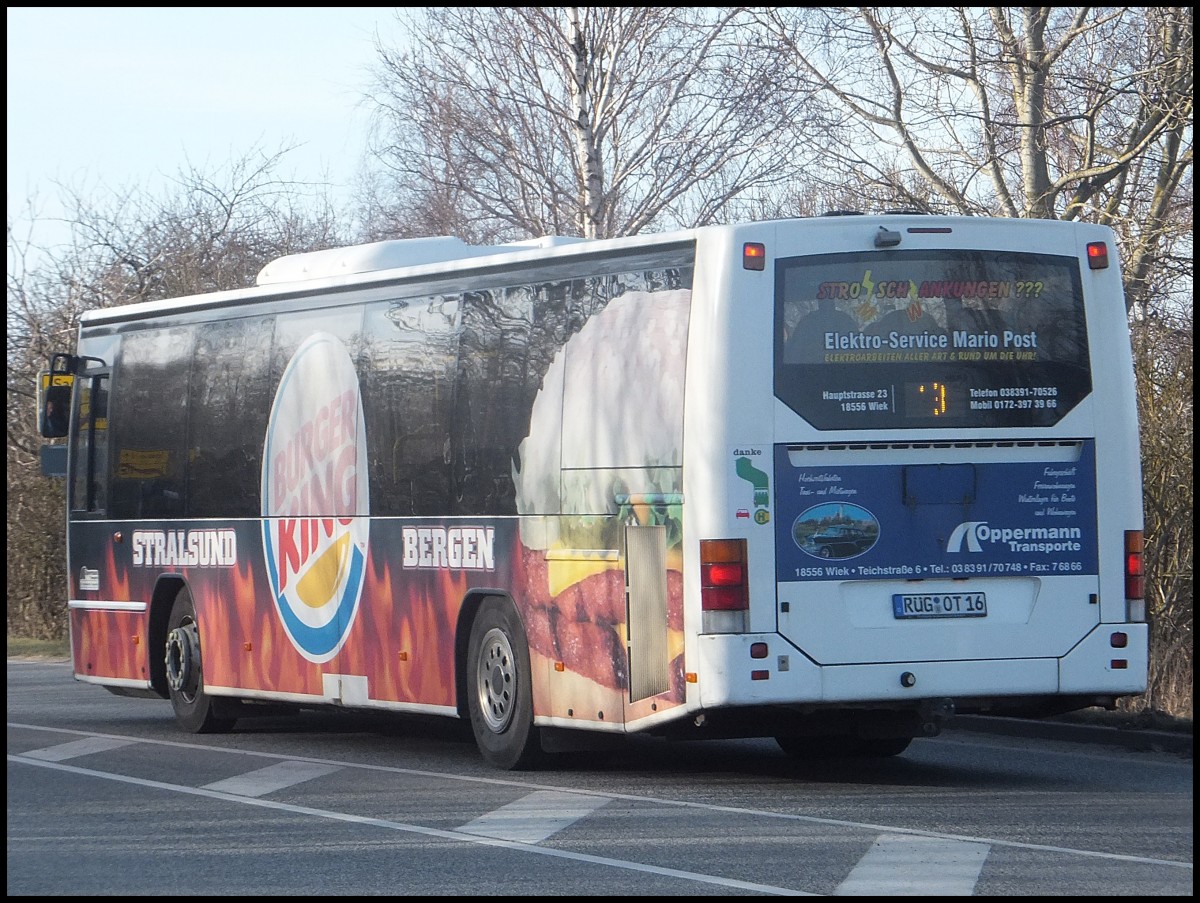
[[38, 371, 74, 438]]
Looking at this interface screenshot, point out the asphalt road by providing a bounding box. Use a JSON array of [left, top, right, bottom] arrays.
[[950, 711, 1192, 756], [8, 660, 1192, 896]]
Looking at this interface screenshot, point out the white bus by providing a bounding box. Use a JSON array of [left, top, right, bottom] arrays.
[[39, 213, 1148, 768]]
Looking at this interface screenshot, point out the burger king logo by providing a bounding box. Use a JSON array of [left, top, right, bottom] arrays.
[[262, 333, 369, 663]]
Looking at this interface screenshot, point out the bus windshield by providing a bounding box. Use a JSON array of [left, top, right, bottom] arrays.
[[774, 249, 1091, 429]]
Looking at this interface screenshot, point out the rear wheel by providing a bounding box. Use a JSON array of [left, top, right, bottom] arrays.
[[775, 734, 911, 759], [164, 586, 236, 734], [466, 597, 541, 769]]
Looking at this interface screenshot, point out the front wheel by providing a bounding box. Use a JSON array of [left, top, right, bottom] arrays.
[[164, 586, 236, 734], [466, 597, 541, 769]]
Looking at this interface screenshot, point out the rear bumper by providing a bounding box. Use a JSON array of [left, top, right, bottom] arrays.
[[694, 622, 1148, 709]]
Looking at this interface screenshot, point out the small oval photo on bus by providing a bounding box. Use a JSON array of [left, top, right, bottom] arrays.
[[793, 503, 880, 560]]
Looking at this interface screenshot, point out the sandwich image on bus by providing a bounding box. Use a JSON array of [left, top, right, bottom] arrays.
[[37, 213, 1148, 768]]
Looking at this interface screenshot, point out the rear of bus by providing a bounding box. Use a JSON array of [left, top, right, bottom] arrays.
[[682, 214, 1147, 745]]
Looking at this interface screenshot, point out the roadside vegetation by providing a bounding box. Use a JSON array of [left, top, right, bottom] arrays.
[[6, 636, 70, 660]]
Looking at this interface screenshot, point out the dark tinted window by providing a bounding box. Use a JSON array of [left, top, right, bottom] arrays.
[[450, 267, 690, 516], [453, 284, 544, 515], [187, 317, 275, 517], [109, 326, 194, 517], [271, 307, 366, 380], [360, 297, 459, 516]]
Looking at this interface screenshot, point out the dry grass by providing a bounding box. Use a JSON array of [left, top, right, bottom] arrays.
[[6, 635, 70, 660]]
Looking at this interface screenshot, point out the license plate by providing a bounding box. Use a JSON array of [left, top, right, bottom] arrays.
[[892, 591, 987, 619]]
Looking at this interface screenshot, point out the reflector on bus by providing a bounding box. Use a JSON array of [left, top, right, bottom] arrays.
[[743, 242, 766, 270], [1086, 241, 1109, 269]]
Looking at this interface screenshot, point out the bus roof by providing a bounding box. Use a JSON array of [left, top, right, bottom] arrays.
[[78, 229, 694, 327], [76, 214, 1112, 328], [255, 234, 590, 285]]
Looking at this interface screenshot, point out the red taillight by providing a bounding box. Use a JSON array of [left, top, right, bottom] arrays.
[[743, 242, 766, 271], [701, 539, 748, 610], [1124, 530, 1144, 601], [1086, 241, 1109, 270], [704, 562, 743, 584]]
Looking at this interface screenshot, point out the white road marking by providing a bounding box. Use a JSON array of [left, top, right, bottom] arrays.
[[6, 755, 814, 896], [202, 760, 341, 797], [835, 834, 991, 896], [8, 723, 1191, 871], [19, 736, 134, 761], [457, 790, 611, 843]]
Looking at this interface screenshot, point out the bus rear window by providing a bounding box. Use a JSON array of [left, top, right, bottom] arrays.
[[774, 249, 1092, 429]]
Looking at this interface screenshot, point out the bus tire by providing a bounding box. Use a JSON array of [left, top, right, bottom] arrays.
[[466, 597, 541, 769], [775, 734, 911, 759], [164, 586, 236, 734]]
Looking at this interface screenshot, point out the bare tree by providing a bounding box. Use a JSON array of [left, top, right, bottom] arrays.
[[6, 148, 345, 639], [364, 6, 815, 240], [757, 8, 1193, 306], [1132, 308, 1194, 716]]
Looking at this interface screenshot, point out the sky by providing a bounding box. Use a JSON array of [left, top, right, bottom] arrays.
[[7, 7, 398, 256]]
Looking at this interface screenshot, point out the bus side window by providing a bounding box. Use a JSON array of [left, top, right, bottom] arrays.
[[109, 325, 193, 519]]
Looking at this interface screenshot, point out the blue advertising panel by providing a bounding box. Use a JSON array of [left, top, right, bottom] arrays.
[[774, 442, 1098, 582]]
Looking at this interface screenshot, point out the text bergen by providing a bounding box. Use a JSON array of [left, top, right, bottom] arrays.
[[402, 526, 495, 570]]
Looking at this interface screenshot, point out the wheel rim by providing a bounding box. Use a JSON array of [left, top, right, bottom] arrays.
[[165, 618, 201, 702], [475, 626, 516, 733]]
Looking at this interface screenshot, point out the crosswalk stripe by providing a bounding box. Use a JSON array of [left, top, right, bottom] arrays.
[[835, 833, 991, 896], [20, 737, 135, 761], [201, 760, 341, 797], [457, 790, 612, 844]]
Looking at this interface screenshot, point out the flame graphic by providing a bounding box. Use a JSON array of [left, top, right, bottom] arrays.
[[70, 536, 142, 681], [72, 520, 687, 724]]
